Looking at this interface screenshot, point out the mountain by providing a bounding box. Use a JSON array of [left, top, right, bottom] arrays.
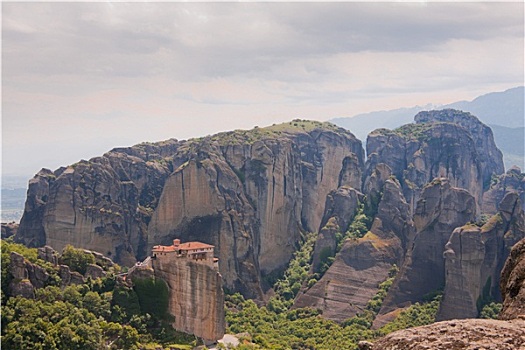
[[330, 86, 524, 170], [489, 124, 525, 170], [446, 86, 524, 128], [14, 120, 364, 299]]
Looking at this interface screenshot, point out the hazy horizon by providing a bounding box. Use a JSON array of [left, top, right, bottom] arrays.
[[3, 2, 524, 179]]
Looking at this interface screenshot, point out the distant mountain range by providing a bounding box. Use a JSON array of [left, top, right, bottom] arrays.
[[330, 86, 524, 170]]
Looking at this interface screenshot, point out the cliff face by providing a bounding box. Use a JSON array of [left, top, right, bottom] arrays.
[[295, 178, 412, 322], [414, 109, 504, 190], [482, 166, 525, 214], [16, 121, 363, 298], [152, 255, 225, 342], [437, 192, 525, 320], [367, 222, 525, 350], [16, 142, 176, 265], [379, 179, 476, 314], [365, 110, 503, 212], [500, 238, 525, 320]]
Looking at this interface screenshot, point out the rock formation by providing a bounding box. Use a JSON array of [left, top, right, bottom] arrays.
[[16, 120, 363, 299], [437, 192, 525, 320], [310, 186, 363, 272], [294, 178, 412, 322], [7, 251, 47, 298], [4, 246, 114, 298], [414, 109, 504, 190], [378, 179, 476, 317], [151, 240, 225, 342], [365, 317, 525, 350], [482, 166, 525, 214], [365, 109, 503, 212], [1, 222, 18, 239], [367, 232, 525, 350], [500, 237, 525, 320]]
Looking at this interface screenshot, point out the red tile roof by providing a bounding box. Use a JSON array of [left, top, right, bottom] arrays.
[[177, 242, 214, 250], [152, 241, 214, 252]]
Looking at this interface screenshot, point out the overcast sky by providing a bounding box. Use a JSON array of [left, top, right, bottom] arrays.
[[2, 2, 524, 179]]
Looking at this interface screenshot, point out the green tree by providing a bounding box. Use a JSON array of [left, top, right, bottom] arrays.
[[61, 245, 95, 275], [133, 277, 169, 319]]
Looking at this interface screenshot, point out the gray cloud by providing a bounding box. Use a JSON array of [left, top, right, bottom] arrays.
[[3, 2, 523, 80]]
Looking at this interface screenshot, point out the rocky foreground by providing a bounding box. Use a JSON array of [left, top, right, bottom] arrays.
[[362, 317, 525, 350]]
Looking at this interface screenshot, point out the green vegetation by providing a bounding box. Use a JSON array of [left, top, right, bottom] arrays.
[[480, 302, 502, 319], [226, 294, 375, 349], [61, 244, 96, 275], [1, 240, 196, 350], [317, 199, 376, 274], [393, 123, 434, 140], [271, 232, 317, 309], [226, 233, 440, 349], [186, 120, 344, 147], [226, 291, 442, 349], [377, 295, 442, 336]]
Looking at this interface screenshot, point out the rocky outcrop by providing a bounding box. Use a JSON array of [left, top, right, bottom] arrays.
[[310, 186, 363, 271], [148, 123, 363, 298], [437, 192, 525, 320], [483, 166, 525, 214], [294, 178, 412, 322], [15, 142, 176, 266], [367, 317, 525, 350], [7, 251, 48, 298], [37, 245, 59, 266], [85, 264, 106, 279], [16, 120, 363, 299], [59, 265, 85, 286], [414, 109, 504, 190], [152, 253, 225, 342], [379, 179, 476, 315], [1, 222, 18, 239], [365, 109, 503, 213], [500, 237, 525, 320]]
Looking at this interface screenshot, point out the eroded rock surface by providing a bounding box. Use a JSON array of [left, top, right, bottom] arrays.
[[295, 178, 412, 322], [16, 121, 363, 299], [483, 166, 525, 214], [379, 179, 476, 315], [365, 109, 502, 212], [368, 317, 525, 350], [152, 252, 225, 342], [438, 192, 525, 320], [500, 237, 525, 320]]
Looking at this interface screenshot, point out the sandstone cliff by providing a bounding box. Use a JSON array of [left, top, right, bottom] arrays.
[[482, 166, 525, 214], [365, 109, 503, 212], [295, 177, 412, 322], [152, 254, 225, 342], [500, 237, 525, 320], [16, 141, 176, 265], [366, 229, 525, 350], [16, 120, 363, 299], [437, 192, 525, 320], [378, 179, 476, 316]]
